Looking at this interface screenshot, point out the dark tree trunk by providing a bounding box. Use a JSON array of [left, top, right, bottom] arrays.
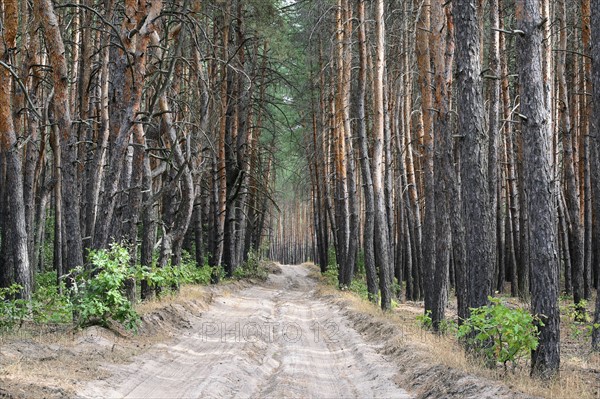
[[428, 0, 455, 330], [590, 0, 600, 351], [373, 0, 392, 310], [36, 0, 85, 282], [455, 0, 494, 315], [419, 0, 437, 317], [356, 0, 378, 302], [557, 0, 585, 315], [488, 0, 502, 295], [0, 0, 31, 298], [140, 150, 157, 301], [516, 0, 561, 378]]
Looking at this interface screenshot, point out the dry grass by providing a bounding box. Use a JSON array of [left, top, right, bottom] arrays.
[[135, 284, 212, 315], [310, 265, 600, 399]]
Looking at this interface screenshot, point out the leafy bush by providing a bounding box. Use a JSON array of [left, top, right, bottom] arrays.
[[561, 299, 600, 339], [1, 246, 223, 334], [0, 274, 72, 332], [356, 250, 365, 276], [415, 310, 457, 334], [70, 244, 140, 331], [145, 264, 212, 292], [416, 310, 433, 330], [233, 250, 269, 280], [349, 278, 369, 300], [177, 251, 213, 284], [327, 246, 337, 271], [457, 297, 540, 371], [561, 299, 590, 322], [0, 284, 29, 332], [31, 271, 71, 324], [323, 264, 339, 286], [133, 250, 213, 295]]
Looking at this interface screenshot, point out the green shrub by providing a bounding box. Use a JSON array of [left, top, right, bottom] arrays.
[[177, 251, 212, 284], [457, 296, 540, 371], [70, 244, 140, 332], [356, 250, 365, 276], [233, 250, 269, 280], [0, 284, 29, 332], [41, 214, 55, 268], [349, 278, 369, 300], [323, 264, 339, 286], [416, 310, 433, 330], [130, 249, 213, 296], [561, 299, 600, 339], [327, 246, 337, 271], [0, 274, 72, 332], [561, 299, 590, 322], [31, 271, 71, 324], [148, 263, 212, 289]]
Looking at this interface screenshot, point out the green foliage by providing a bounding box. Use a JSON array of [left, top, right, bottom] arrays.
[[566, 322, 600, 340], [439, 318, 458, 335], [1, 244, 228, 334], [349, 278, 369, 301], [561, 299, 590, 322], [142, 252, 213, 292], [561, 299, 599, 340], [321, 247, 339, 286], [233, 250, 269, 280], [416, 310, 433, 330], [30, 272, 71, 324], [41, 214, 55, 268], [457, 297, 541, 370], [211, 264, 227, 282], [320, 256, 372, 303], [0, 284, 29, 332], [356, 250, 365, 276], [1, 274, 72, 333], [416, 310, 458, 334], [327, 246, 337, 270], [70, 244, 140, 332], [323, 264, 339, 287]]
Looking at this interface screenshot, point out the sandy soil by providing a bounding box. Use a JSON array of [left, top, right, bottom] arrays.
[[78, 265, 411, 399]]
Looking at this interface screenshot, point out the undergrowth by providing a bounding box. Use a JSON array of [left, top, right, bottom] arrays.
[[233, 249, 270, 280], [322, 262, 397, 308], [456, 297, 540, 371], [0, 243, 257, 334]]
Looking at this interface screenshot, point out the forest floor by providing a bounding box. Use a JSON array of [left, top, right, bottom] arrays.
[[0, 264, 558, 398], [393, 294, 600, 399]]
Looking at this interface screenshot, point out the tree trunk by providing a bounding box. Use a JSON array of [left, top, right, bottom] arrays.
[[416, 0, 436, 316], [455, 0, 494, 315], [557, 0, 585, 316], [581, 0, 593, 301], [36, 0, 86, 279], [372, 0, 392, 310], [356, 0, 378, 302], [428, 0, 454, 330], [590, 0, 600, 351], [516, 0, 561, 378], [488, 0, 501, 294], [0, 0, 32, 298]]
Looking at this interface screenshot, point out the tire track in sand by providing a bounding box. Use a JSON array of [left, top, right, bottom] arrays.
[[78, 265, 411, 399]]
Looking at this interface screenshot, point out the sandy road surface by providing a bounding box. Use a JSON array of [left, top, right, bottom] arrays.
[[79, 265, 411, 399]]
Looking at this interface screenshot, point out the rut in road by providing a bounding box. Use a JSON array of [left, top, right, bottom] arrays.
[[79, 265, 412, 398]]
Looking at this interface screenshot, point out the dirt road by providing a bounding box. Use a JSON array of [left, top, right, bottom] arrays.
[[78, 265, 411, 398]]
